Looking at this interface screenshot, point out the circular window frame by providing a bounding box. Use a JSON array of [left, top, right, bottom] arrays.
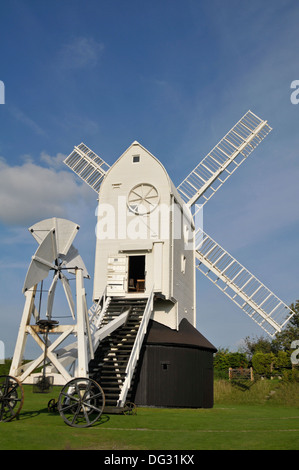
[[127, 183, 160, 215]]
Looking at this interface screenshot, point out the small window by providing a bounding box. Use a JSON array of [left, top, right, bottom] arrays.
[[161, 362, 170, 371], [132, 155, 140, 163], [181, 255, 186, 274]]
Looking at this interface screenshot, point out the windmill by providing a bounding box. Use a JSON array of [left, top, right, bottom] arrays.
[[3, 111, 295, 425], [61, 110, 295, 409], [4, 218, 107, 427]]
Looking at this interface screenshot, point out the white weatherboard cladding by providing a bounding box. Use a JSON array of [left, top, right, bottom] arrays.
[[93, 142, 196, 329], [172, 201, 196, 327]]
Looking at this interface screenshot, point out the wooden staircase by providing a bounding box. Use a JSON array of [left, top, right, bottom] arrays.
[[88, 297, 149, 412]]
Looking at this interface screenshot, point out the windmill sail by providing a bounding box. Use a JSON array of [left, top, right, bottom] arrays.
[[23, 228, 58, 293], [195, 229, 295, 337], [64, 143, 110, 193], [177, 111, 272, 207]]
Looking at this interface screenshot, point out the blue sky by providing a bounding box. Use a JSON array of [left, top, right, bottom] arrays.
[[1, 0, 299, 356]]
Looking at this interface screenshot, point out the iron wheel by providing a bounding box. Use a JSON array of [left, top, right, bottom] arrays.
[[58, 377, 105, 427], [0, 375, 24, 422]]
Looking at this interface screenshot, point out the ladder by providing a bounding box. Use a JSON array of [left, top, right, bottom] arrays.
[[195, 229, 295, 337]]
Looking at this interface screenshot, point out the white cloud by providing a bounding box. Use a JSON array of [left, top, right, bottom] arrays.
[[58, 36, 104, 69], [40, 151, 66, 168], [0, 155, 93, 226]]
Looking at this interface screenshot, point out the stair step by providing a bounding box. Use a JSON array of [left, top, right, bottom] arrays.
[[89, 295, 150, 408]]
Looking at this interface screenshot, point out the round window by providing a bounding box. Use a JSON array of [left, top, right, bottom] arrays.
[[127, 183, 159, 215]]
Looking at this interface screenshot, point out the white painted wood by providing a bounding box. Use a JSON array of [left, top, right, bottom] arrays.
[[64, 142, 110, 193], [92, 309, 130, 350], [92, 141, 196, 329], [9, 287, 37, 378], [153, 242, 163, 291], [195, 229, 295, 337], [76, 268, 89, 377], [29, 218, 79, 256], [177, 110, 272, 207], [23, 228, 57, 293]]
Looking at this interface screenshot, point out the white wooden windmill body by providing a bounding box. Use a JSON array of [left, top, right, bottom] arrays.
[[92, 140, 196, 331]]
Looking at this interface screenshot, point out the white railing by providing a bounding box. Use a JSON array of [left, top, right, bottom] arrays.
[[117, 288, 154, 407], [88, 287, 111, 338], [92, 309, 130, 352]]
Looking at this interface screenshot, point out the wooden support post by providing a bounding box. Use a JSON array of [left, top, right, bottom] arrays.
[[10, 287, 37, 378], [76, 268, 89, 377]]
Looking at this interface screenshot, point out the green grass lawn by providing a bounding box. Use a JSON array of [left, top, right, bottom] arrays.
[[1, 383, 299, 450]]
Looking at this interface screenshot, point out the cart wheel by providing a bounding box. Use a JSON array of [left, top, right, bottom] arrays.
[[123, 402, 137, 415], [47, 398, 58, 412], [58, 377, 105, 428], [0, 375, 24, 422]]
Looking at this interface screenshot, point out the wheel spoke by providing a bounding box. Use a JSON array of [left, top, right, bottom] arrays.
[[82, 405, 91, 426], [0, 376, 24, 422], [71, 403, 82, 426]]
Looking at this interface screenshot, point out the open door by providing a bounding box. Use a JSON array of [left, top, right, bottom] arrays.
[[128, 255, 146, 293]]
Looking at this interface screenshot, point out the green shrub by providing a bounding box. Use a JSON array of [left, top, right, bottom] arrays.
[[214, 351, 248, 372], [251, 352, 275, 376]]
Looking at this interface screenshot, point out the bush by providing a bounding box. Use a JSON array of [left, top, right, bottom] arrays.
[[251, 352, 275, 377], [214, 351, 248, 373], [281, 368, 299, 383], [275, 350, 291, 371]]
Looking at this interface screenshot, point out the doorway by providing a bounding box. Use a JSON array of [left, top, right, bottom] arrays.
[[128, 255, 146, 293]]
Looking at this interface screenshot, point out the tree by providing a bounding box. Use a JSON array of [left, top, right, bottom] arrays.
[[275, 350, 291, 371], [214, 301, 299, 380], [272, 300, 299, 352], [241, 335, 275, 359], [251, 352, 275, 376], [214, 349, 248, 371], [241, 300, 299, 356]]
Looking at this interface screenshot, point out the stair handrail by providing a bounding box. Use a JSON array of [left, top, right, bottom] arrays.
[[117, 288, 154, 407], [88, 286, 110, 337], [88, 286, 107, 322]]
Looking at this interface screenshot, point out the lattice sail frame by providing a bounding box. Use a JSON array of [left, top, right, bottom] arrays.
[[64, 142, 110, 193], [195, 229, 295, 337], [176, 110, 295, 337], [177, 110, 272, 207]]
